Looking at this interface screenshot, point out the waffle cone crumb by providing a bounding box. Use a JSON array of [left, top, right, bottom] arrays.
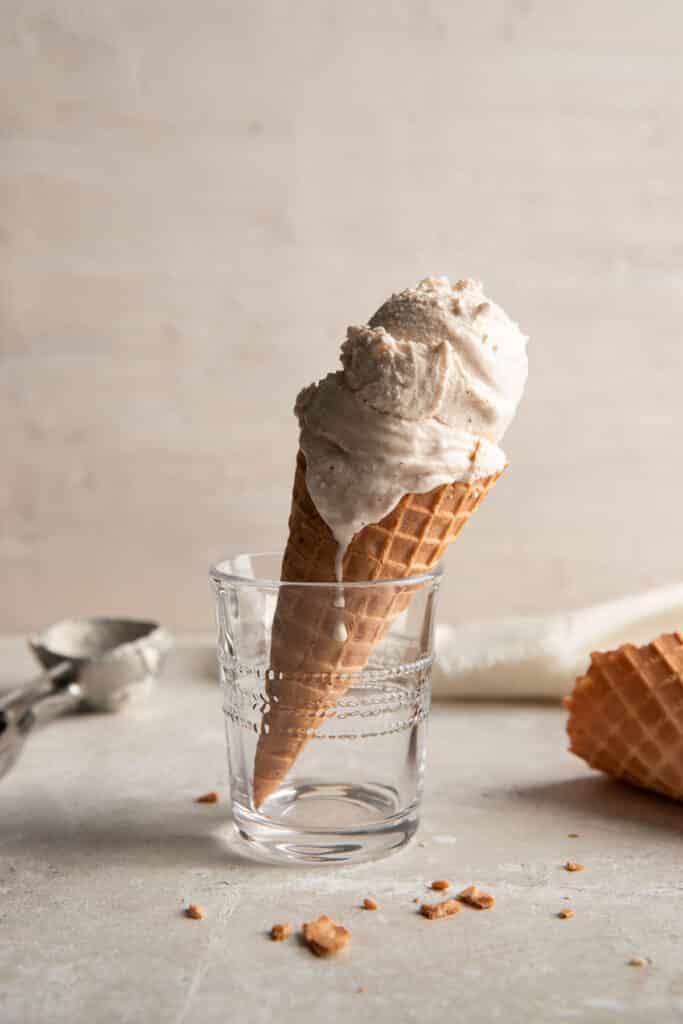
[[270, 923, 292, 941], [420, 898, 461, 920], [629, 958, 648, 967], [362, 898, 378, 911], [302, 915, 350, 957], [456, 885, 495, 910], [558, 908, 576, 919], [196, 791, 220, 804], [564, 861, 585, 873], [431, 879, 450, 891], [185, 904, 205, 920]]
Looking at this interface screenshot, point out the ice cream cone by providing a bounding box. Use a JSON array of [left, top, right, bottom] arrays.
[[250, 274, 528, 807], [565, 632, 683, 802], [252, 451, 503, 807]]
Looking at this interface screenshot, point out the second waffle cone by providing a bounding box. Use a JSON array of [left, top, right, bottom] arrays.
[[252, 452, 503, 808], [565, 632, 683, 802]]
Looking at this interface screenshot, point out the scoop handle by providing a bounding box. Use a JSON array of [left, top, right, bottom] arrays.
[[0, 663, 82, 781], [0, 661, 76, 716]]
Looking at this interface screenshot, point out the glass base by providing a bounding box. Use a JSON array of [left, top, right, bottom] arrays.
[[232, 781, 419, 865]]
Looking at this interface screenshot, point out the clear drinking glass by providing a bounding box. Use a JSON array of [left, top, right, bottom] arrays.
[[209, 552, 442, 865]]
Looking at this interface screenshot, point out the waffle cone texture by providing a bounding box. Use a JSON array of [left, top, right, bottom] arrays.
[[565, 632, 683, 802], [251, 451, 503, 808]]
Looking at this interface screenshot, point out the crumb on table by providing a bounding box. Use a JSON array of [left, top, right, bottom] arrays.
[[185, 904, 205, 920], [420, 898, 461, 920], [431, 879, 450, 891], [564, 861, 585, 873], [270, 922, 293, 942], [362, 898, 378, 911], [629, 958, 649, 967], [302, 915, 350, 957], [558, 908, 576, 919], [456, 885, 495, 910], [196, 791, 220, 804]]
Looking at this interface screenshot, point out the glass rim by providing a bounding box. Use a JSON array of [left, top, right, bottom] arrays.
[[209, 550, 444, 592]]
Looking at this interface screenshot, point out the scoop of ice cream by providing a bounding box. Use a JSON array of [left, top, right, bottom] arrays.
[[342, 276, 527, 440], [295, 276, 528, 564]]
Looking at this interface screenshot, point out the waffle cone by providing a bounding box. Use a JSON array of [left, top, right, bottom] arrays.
[[252, 451, 503, 807], [565, 632, 683, 802]]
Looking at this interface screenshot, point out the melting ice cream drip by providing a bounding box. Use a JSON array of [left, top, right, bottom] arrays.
[[332, 546, 349, 642], [334, 545, 346, 585], [333, 620, 348, 642]]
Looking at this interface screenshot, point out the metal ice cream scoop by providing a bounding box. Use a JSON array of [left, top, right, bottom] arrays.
[[0, 617, 172, 780]]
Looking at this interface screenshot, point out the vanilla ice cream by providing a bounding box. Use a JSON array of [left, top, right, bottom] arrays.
[[295, 276, 528, 574]]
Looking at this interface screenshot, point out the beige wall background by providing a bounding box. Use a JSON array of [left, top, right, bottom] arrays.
[[2, 0, 682, 632]]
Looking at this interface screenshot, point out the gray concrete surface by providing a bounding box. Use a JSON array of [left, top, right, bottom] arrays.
[[1, 638, 682, 1023]]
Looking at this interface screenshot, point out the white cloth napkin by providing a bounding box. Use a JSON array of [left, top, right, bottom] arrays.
[[432, 583, 683, 701]]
